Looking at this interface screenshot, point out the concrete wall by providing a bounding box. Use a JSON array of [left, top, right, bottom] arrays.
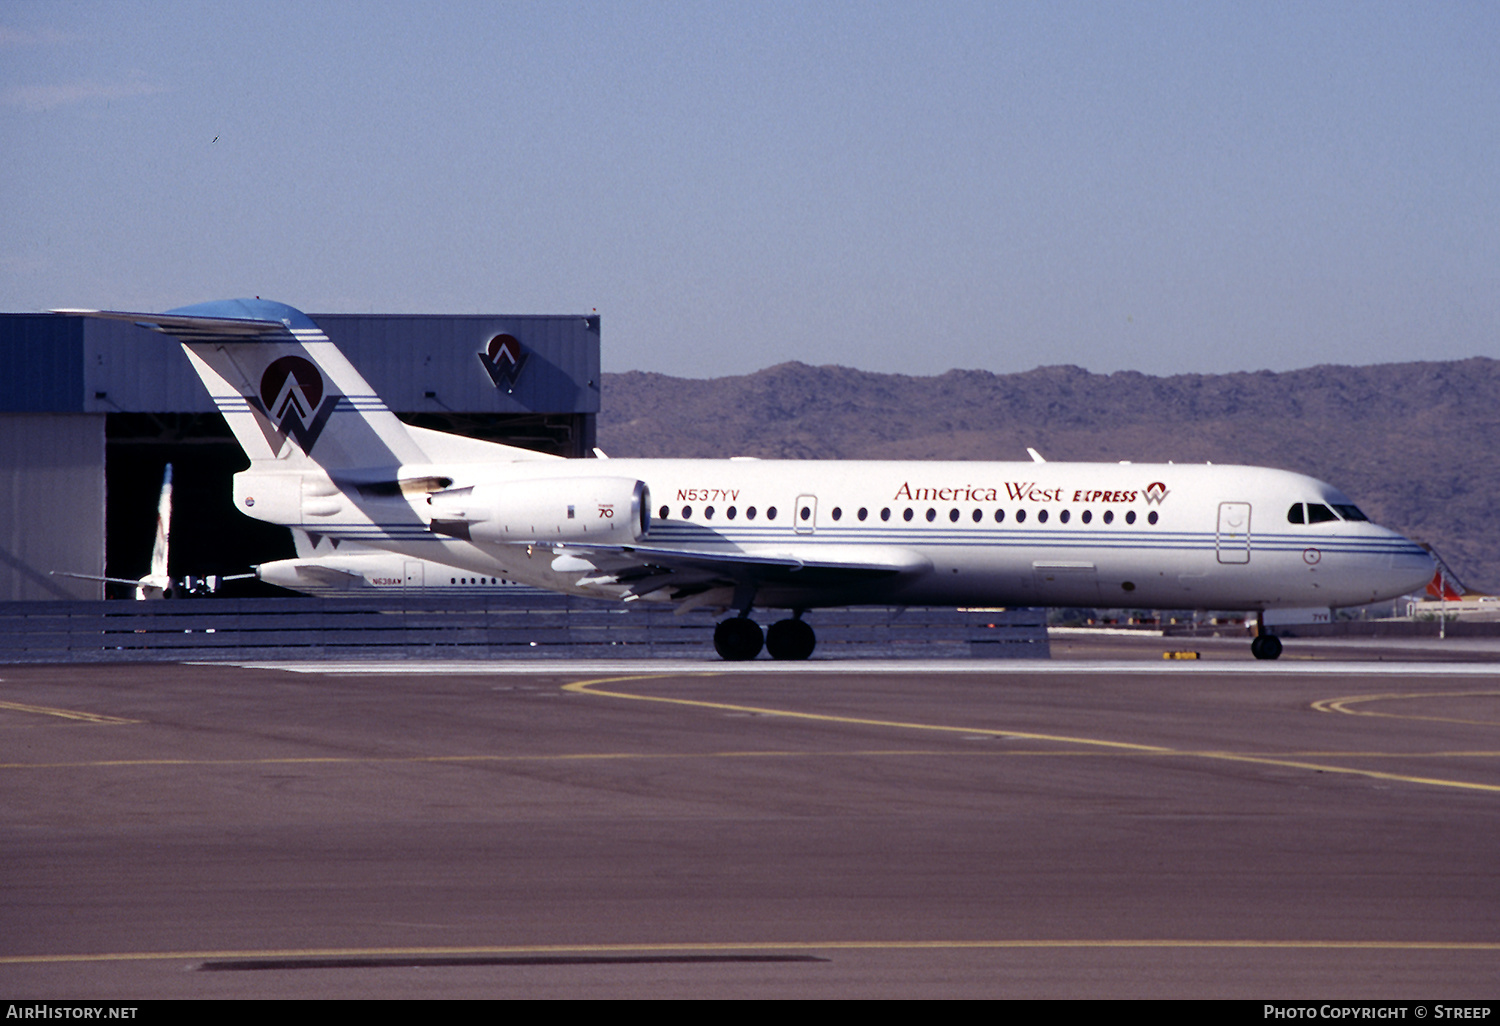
[[0, 414, 105, 600]]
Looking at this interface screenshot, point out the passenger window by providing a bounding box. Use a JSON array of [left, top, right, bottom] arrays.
[[727, 506, 737, 520], [800, 505, 812, 521], [1059, 510, 1070, 524], [1016, 509, 1027, 523], [704, 506, 714, 520], [858, 508, 868, 521], [659, 505, 669, 520], [1147, 511, 1158, 525], [926, 508, 936, 522], [1081, 510, 1092, 524], [994, 509, 1005, 523], [767, 506, 778, 520], [1038, 509, 1049, 524], [1125, 510, 1136, 525], [746, 506, 757, 520], [881, 508, 891, 521], [1287, 503, 1304, 524], [972, 509, 982, 523], [904, 508, 914, 522], [1307, 503, 1338, 524], [949, 509, 960, 522], [831, 507, 842, 521], [681, 506, 692, 519], [1103, 510, 1114, 525]]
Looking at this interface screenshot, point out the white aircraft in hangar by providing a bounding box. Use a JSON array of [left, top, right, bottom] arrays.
[[53, 463, 183, 599], [60, 299, 1435, 660], [254, 529, 536, 596]]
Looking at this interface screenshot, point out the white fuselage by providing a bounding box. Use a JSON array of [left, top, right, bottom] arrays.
[[233, 458, 1433, 613], [255, 547, 534, 596], [65, 300, 1434, 629]]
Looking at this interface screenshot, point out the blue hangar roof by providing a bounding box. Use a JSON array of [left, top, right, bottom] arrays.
[[0, 307, 601, 415]]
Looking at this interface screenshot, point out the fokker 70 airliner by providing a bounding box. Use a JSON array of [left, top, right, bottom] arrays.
[[59, 300, 1434, 660]]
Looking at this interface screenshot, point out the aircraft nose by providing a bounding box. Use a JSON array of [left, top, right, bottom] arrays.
[[1385, 534, 1436, 596]]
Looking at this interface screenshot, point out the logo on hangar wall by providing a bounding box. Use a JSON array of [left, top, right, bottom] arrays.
[[248, 355, 341, 455], [478, 333, 528, 389]]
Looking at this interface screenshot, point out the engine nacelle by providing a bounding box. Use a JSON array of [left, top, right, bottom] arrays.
[[428, 477, 650, 544]]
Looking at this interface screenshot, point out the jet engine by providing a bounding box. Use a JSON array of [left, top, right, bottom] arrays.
[[427, 478, 650, 544]]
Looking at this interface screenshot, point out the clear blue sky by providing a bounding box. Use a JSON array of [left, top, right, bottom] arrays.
[[3, 1, 1497, 378]]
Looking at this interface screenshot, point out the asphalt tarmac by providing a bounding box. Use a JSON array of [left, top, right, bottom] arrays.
[[3, 637, 1499, 998]]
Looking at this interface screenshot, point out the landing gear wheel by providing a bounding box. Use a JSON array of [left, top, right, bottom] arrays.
[[1250, 635, 1283, 661], [714, 617, 764, 661], [766, 618, 817, 661]]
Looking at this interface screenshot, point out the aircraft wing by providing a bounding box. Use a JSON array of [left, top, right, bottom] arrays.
[[551, 542, 930, 600], [51, 571, 151, 587], [279, 563, 369, 586]]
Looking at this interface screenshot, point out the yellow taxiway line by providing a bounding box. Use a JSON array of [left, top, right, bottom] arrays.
[[5, 937, 1500, 965], [563, 674, 1500, 794]]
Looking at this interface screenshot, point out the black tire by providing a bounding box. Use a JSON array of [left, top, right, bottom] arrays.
[[1250, 634, 1283, 660], [766, 618, 816, 661], [713, 617, 764, 660]]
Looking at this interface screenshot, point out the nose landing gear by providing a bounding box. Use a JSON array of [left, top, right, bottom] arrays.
[[1250, 634, 1283, 660], [1250, 611, 1283, 660]]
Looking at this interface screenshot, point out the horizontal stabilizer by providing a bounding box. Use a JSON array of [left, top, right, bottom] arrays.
[[54, 305, 300, 341]]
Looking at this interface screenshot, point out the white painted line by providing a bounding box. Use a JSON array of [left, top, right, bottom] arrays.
[[1049, 627, 1167, 637], [201, 659, 1500, 677]]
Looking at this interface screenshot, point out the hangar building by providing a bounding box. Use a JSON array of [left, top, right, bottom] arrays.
[[0, 310, 600, 600]]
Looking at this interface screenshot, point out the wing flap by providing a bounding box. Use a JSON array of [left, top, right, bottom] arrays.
[[552, 542, 930, 598]]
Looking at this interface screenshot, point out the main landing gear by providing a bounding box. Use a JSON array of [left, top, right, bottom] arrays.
[[713, 617, 763, 660], [713, 614, 817, 661]]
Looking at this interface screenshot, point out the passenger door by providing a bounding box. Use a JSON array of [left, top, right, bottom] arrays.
[[1216, 502, 1251, 564]]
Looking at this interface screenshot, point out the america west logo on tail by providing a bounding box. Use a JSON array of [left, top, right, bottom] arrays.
[[247, 355, 341, 455]]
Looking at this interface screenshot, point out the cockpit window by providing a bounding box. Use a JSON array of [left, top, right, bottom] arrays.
[[1291, 501, 1363, 525]]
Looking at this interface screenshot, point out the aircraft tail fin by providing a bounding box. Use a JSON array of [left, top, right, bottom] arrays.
[[61, 300, 430, 472], [1417, 543, 1474, 599], [1424, 568, 1460, 601], [289, 528, 344, 558], [149, 464, 172, 580]]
